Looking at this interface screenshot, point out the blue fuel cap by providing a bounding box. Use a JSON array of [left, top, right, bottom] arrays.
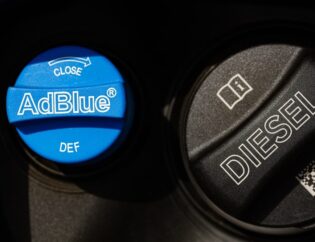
[[6, 46, 131, 164]]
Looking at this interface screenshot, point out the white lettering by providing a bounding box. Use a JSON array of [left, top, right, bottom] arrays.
[[53, 66, 83, 77], [220, 155, 250, 185], [59, 142, 80, 153], [95, 95, 110, 112], [279, 98, 310, 130], [247, 128, 278, 160], [220, 91, 315, 185], [17, 91, 112, 116], [55, 92, 72, 114], [17, 93, 39, 115]]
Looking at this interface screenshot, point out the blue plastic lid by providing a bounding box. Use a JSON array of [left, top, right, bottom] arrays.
[[6, 46, 130, 164]]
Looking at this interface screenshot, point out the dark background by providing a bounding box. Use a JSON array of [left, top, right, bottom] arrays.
[[1, 1, 315, 241]]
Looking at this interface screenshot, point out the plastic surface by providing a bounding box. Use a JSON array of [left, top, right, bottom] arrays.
[[6, 46, 128, 164], [184, 44, 315, 227], [3, 2, 315, 242]]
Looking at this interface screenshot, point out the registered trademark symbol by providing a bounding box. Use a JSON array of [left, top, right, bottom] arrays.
[[107, 88, 117, 98]]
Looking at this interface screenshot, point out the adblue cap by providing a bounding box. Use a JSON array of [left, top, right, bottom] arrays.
[[6, 46, 132, 164]]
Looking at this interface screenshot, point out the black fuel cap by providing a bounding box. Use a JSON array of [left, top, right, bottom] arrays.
[[183, 44, 315, 231]]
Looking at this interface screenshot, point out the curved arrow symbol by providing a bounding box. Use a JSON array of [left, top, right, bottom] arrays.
[[48, 56, 92, 67]]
